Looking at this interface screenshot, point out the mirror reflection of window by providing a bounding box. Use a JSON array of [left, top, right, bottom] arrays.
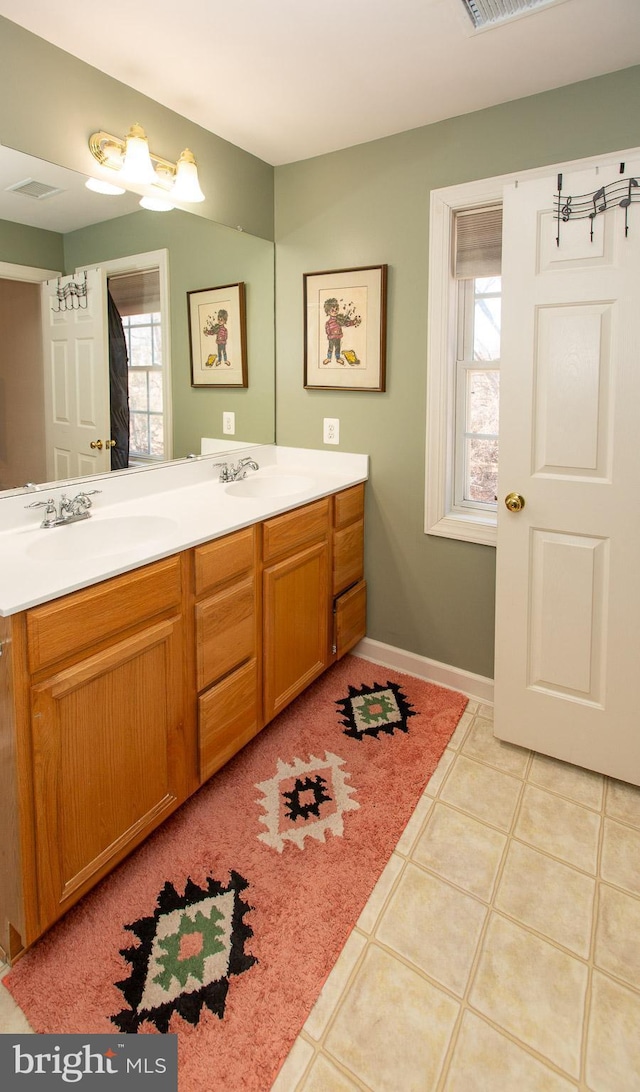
[[108, 270, 164, 465]]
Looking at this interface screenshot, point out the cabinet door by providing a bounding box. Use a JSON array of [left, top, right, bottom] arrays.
[[31, 617, 186, 931], [263, 540, 330, 723]]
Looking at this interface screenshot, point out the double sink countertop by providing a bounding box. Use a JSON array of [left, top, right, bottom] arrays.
[[0, 446, 368, 617]]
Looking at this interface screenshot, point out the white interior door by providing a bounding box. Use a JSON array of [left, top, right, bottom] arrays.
[[42, 269, 110, 481], [494, 151, 640, 785]]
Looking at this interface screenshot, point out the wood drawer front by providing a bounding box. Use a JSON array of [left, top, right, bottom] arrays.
[[195, 526, 256, 598], [335, 580, 367, 659], [196, 574, 256, 691], [262, 498, 329, 564], [199, 659, 260, 783], [27, 555, 182, 675], [334, 484, 364, 530], [333, 519, 364, 596]]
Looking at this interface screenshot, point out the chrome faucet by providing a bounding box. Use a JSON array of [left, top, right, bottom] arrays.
[[26, 490, 102, 528], [213, 458, 260, 482]]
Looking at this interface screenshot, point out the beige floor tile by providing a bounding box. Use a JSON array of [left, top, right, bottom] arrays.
[[469, 914, 588, 1077], [413, 802, 507, 901], [600, 818, 640, 896], [394, 793, 434, 856], [514, 785, 600, 873], [376, 865, 487, 996], [325, 944, 459, 1091], [594, 883, 640, 989], [529, 753, 604, 811], [300, 1054, 360, 1091], [447, 710, 473, 750], [495, 841, 595, 957], [304, 930, 367, 1041], [356, 854, 404, 935], [462, 718, 530, 776], [586, 971, 640, 1092], [424, 748, 455, 797], [0, 972, 33, 1034], [439, 755, 522, 831], [605, 778, 640, 827], [271, 1037, 315, 1091], [478, 703, 494, 720], [444, 1010, 577, 1092]]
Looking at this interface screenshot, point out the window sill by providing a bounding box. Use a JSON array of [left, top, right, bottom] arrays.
[[427, 510, 497, 547]]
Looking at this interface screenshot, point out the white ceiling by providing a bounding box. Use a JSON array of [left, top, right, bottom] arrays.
[[0, 0, 639, 166]]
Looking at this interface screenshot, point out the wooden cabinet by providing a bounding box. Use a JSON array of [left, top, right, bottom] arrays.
[[332, 484, 367, 659], [194, 526, 260, 782], [5, 555, 194, 948], [0, 483, 365, 962], [262, 498, 331, 723]]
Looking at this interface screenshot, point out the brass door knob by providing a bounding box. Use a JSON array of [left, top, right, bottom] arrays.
[[105, 439, 116, 449], [504, 492, 525, 512], [90, 439, 103, 450]]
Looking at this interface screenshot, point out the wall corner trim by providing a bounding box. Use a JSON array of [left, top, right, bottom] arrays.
[[353, 637, 494, 704]]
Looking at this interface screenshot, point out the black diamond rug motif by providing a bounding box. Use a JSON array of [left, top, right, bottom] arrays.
[[111, 871, 256, 1033]]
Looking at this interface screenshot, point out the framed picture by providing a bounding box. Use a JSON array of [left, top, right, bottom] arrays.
[[188, 282, 247, 387], [304, 265, 387, 391]]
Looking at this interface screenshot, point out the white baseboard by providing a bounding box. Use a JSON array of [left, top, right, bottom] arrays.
[[352, 637, 494, 704]]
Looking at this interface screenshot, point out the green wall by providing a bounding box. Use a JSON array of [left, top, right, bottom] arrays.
[[0, 17, 274, 240], [274, 66, 640, 679], [64, 210, 275, 455], [0, 219, 64, 270]]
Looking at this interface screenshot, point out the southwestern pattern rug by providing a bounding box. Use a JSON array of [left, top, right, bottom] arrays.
[[4, 655, 468, 1090]]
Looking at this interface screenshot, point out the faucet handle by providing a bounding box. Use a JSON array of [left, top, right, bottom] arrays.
[[212, 461, 231, 482], [25, 497, 56, 511]]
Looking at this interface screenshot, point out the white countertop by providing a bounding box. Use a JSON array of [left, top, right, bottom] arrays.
[[0, 446, 368, 616]]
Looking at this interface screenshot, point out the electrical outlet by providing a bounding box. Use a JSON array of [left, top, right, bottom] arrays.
[[223, 411, 235, 435], [323, 417, 339, 445]]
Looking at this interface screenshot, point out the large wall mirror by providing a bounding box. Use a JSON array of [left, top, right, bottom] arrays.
[[0, 145, 275, 500]]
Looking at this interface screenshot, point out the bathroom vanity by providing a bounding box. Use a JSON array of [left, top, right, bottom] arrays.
[[0, 447, 367, 962]]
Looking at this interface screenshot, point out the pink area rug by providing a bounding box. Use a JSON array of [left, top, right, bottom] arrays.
[[4, 655, 467, 1090]]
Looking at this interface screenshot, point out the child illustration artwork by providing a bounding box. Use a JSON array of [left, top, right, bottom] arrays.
[[203, 308, 230, 367], [322, 297, 362, 366]]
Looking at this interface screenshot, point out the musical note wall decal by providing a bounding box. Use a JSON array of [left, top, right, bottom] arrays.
[[555, 174, 639, 247]]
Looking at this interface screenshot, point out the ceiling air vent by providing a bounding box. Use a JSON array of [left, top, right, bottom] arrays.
[[460, 0, 559, 29], [5, 178, 63, 200]]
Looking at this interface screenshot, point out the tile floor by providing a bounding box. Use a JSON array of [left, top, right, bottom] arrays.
[[2, 700, 640, 1090]]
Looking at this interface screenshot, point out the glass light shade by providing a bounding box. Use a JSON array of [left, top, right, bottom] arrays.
[[85, 177, 126, 196], [139, 196, 174, 212], [120, 124, 155, 185], [170, 149, 205, 202]]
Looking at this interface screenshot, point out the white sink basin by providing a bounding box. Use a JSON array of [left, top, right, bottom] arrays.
[[225, 473, 314, 499], [26, 515, 178, 563]]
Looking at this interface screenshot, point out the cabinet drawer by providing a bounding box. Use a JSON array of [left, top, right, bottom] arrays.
[[195, 526, 256, 598], [334, 483, 364, 530], [334, 580, 367, 659], [196, 574, 256, 691], [333, 518, 364, 596], [199, 659, 260, 782], [262, 498, 329, 564], [27, 555, 182, 674]]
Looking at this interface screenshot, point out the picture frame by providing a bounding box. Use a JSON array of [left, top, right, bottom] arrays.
[[188, 282, 247, 387], [303, 265, 387, 391]]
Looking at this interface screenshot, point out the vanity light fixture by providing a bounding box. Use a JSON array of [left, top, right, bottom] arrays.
[[88, 123, 206, 203], [85, 177, 126, 196]]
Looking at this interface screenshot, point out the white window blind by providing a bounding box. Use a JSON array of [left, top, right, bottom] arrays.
[[108, 269, 160, 316], [454, 206, 503, 279]]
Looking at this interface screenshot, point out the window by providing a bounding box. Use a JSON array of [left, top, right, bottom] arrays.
[[425, 180, 505, 546], [108, 263, 169, 465], [120, 309, 164, 460]]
